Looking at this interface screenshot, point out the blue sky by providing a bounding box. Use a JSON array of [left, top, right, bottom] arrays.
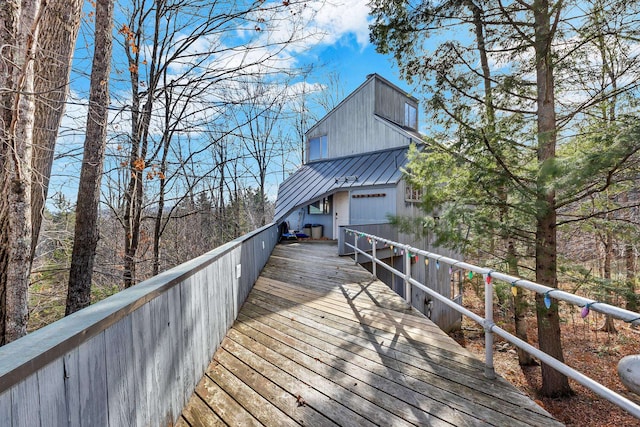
[[305, 2, 409, 98], [318, 39, 406, 94], [50, 1, 413, 207]]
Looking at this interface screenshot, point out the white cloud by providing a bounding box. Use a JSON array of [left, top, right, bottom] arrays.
[[310, 0, 371, 48], [246, 0, 372, 57]]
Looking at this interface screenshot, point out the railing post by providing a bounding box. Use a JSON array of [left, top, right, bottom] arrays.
[[354, 233, 358, 265], [372, 238, 377, 278], [404, 245, 412, 305], [484, 273, 496, 379]]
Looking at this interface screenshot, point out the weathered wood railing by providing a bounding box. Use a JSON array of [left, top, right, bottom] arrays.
[[0, 223, 279, 427]]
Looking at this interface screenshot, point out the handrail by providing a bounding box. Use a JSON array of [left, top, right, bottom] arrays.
[[345, 227, 640, 419]]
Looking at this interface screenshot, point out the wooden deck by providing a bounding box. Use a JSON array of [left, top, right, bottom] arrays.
[[178, 242, 562, 426]]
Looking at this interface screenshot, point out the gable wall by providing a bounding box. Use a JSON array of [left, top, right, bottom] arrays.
[[374, 78, 418, 128], [306, 77, 414, 160]]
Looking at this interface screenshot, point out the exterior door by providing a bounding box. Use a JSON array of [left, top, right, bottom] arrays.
[[333, 191, 350, 239]]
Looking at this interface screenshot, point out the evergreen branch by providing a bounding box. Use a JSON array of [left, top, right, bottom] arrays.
[[480, 131, 537, 197], [556, 146, 640, 209], [557, 202, 640, 227]]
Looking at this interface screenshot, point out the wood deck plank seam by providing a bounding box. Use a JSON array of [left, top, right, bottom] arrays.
[[245, 288, 556, 420], [206, 359, 299, 427], [223, 331, 380, 427], [239, 301, 558, 425], [195, 375, 262, 427], [262, 259, 382, 282], [245, 292, 488, 377], [247, 290, 524, 396], [251, 284, 463, 351], [231, 315, 451, 427], [213, 347, 339, 427], [256, 276, 425, 319], [180, 243, 563, 427], [254, 279, 448, 336], [260, 268, 402, 297], [236, 309, 492, 427], [179, 393, 226, 427], [260, 265, 387, 291], [248, 288, 475, 360]]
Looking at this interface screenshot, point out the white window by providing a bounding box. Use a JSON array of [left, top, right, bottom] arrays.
[[309, 135, 328, 161], [404, 103, 417, 129]]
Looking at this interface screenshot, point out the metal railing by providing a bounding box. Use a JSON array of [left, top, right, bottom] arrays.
[[345, 227, 640, 419]]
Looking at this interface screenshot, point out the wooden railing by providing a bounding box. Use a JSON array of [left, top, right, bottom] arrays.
[[0, 223, 279, 426]]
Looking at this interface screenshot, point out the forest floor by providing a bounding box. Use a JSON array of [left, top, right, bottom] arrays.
[[451, 287, 640, 426]]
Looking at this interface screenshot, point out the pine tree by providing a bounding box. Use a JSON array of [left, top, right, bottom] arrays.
[[370, 0, 640, 396]]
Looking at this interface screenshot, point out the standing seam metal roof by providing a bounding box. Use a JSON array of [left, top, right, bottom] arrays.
[[274, 146, 409, 222]]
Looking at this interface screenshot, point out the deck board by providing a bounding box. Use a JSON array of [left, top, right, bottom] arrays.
[[178, 242, 563, 426]]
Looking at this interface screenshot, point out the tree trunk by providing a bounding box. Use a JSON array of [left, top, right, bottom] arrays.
[[533, 0, 572, 397], [30, 0, 82, 260], [122, 3, 158, 287], [0, 0, 42, 344], [508, 242, 535, 365], [620, 192, 637, 312], [470, 0, 535, 366], [152, 134, 170, 277], [66, 0, 114, 315], [599, 230, 618, 333], [626, 243, 637, 312]]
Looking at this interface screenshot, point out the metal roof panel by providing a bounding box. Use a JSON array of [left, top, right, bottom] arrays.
[[274, 147, 409, 221]]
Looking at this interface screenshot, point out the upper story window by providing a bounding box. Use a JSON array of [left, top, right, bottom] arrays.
[[404, 103, 417, 129], [308, 135, 328, 161]]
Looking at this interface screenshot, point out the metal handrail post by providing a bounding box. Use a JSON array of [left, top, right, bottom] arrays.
[[354, 234, 358, 265], [372, 238, 377, 278], [404, 244, 412, 305], [484, 273, 496, 379]]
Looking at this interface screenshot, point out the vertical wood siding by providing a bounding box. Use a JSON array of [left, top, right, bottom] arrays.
[[350, 187, 397, 225], [395, 181, 462, 332], [307, 77, 414, 160], [338, 183, 463, 332], [0, 223, 278, 427], [374, 78, 418, 129]]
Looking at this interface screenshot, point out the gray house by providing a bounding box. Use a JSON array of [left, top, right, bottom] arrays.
[[274, 73, 461, 331], [275, 74, 422, 236]]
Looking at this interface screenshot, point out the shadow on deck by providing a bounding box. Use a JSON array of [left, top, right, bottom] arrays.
[[178, 242, 562, 427]]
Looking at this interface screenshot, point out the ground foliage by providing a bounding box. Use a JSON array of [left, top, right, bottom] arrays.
[[453, 285, 640, 426]]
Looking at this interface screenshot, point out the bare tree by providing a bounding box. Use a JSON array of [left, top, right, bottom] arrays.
[[66, 0, 114, 315], [111, 0, 319, 286], [233, 78, 288, 226], [30, 0, 82, 259], [0, 0, 42, 344]]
